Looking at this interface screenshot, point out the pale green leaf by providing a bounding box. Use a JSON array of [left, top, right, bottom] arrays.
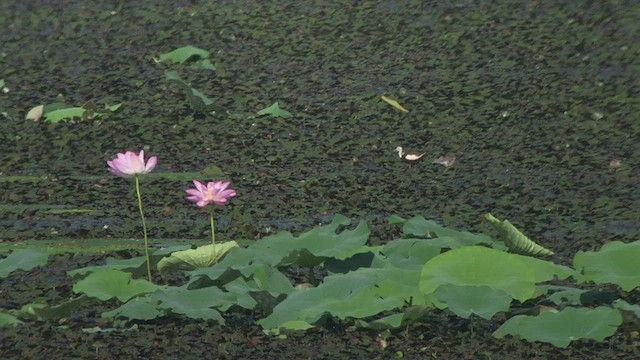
[[435, 285, 512, 320], [101, 296, 163, 321], [485, 213, 554, 256], [573, 240, 640, 291], [159, 45, 209, 64], [0, 249, 49, 278], [419, 246, 537, 302], [257, 102, 293, 118], [73, 269, 162, 302], [0, 313, 23, 327], [44, 107, 87, 122], [493, 306, 623, 347], [157, 242, 238, 274]]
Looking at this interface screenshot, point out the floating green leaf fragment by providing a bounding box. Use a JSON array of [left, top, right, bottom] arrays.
[[493, 306, 623, 347], [0, 313, 22, 327], [0, 249, 49, 279], [257, 102, 293, 118], [199, 59, 216, 70], [165, 70, 216, 113], [157, 242, 238, 274], [484, 213, 554, 256], [159, 45, 209, 64], [44, 107, 87, 122], [41, 101, 122, 123], [11, 296, 89, 322], [101, 296, 163, 321], [106, 103, 122, 112], [380, 95, 409, 112], [613, 299, 640, 318]]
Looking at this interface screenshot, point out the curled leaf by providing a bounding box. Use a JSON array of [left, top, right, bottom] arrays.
[[380, 95, 409, 113], [484, 213, 554, 256], [157, 242, 238, 274]]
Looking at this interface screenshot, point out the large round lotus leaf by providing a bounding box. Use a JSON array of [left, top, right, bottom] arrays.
[[419, 246, 536, 302], [573, 240, 640, 291]]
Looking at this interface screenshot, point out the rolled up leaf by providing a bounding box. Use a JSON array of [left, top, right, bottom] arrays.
[[485, 213, 554, 256]]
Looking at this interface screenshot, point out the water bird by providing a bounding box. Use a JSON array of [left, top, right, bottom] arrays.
[[395, 146, 426, 167]]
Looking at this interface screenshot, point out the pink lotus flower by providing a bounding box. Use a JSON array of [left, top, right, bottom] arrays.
[[186, 180, 236, 207], [107, 150, 158, 177]]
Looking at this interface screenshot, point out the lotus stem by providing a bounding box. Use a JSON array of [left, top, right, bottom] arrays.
[[210, 213, 216, 245], [135, 176, 153, 283]]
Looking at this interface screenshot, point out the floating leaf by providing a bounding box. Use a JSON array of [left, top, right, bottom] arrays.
[[165, 70, 216, 113], [159, 45, 209, 64], [484, 213, 554, 256], [44, 107, 87, 122], [73, 269, 162, 302], [380, 95, 409, 112], [419, 246, 537, 302], [380, 239, 442, 270], [436, 284, 512, 320], [67, 256, 149, 279], [102, 296, 163, 321], [199, 59, 216, 70], [257, 102, 293, 118], [0, 313, 22, 327], [10, 296, 88, 322], [105, 103, 122, 112], [390, 215, 501, 249], [190, 215, 369, 285], [258, 266, 423, 332], [157, 242, 238, 274], [152, 286, 232, 322], [573, 240, 640, 291], [40, 101, 121, 123], [493, 306, 623, 347], [613, 299, 640, 319], [0, 249, 49, 278]]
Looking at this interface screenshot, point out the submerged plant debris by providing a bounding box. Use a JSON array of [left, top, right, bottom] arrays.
[[0, 0, 639, 358]]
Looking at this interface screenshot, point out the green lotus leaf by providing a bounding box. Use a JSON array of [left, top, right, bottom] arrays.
[[390, 215, 501, 249], [157, 242, 238, 274], [419, 246, 537, 302], [493, 306, 623, 347], [11, 296, 88, 321], [484, 213, 554, 256], [158, 45, 209, 64], [0, 313, 23, 327], [101, 296, 163, 321], [256, 102, 293, 118], [573, 240, 640, 291], [613, 299, 640, 319], [258, 266, 423, 331], [0, 248, 49, 278], [435, 284, 512, 320], [73, 269, 162, 302]]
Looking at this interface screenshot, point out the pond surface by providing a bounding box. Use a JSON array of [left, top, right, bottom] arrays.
[[0, 0, 638, 358]]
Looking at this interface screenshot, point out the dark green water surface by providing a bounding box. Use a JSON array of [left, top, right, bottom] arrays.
[[0, 1, 638, 257]]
